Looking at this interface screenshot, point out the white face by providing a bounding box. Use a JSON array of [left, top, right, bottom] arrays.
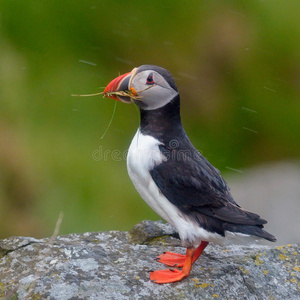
[[129, 69, 178, 110]]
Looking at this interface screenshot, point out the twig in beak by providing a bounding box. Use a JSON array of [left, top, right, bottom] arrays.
[[71, 82, 158, 100]]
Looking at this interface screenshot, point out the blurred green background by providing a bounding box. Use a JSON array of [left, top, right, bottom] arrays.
[[0, 0, 299, 238]]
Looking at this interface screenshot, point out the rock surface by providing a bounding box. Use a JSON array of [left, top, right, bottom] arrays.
[[0, 220, 299, 300]]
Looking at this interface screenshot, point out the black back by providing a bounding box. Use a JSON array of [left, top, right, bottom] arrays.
[[139, 92, 276, 242]]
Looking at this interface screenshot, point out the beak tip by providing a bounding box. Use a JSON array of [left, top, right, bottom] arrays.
[[103, 71, 132, 102], [104, 72, 131, 92]]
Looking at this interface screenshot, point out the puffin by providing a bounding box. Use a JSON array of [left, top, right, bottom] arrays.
[[103, 65, 276, 284]]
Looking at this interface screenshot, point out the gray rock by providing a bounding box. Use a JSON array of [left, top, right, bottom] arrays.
[[0, 220, 299, 299]]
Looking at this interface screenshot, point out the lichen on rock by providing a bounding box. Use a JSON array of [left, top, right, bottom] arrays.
[[0, 221, 299, 299]]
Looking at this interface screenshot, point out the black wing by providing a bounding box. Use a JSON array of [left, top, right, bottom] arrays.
[[150, 144, 266, 226]]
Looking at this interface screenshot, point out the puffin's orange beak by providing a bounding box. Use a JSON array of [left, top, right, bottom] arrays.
[[103, 72, 132, 103]]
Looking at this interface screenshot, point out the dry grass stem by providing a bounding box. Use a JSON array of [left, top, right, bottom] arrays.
[[71, 92, 104, 97], [104, 90, 142, 100], [71, 83, 157, 100], [50, 211, 64, 243]]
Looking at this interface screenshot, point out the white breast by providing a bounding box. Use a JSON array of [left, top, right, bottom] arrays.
[[126, 130, 225, 247], [127, 130, 172, 222]]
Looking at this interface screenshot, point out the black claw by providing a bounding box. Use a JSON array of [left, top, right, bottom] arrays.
[[155, 258, 161, 261], [148, 270, 154, 273], [151, 280, 157, 282]]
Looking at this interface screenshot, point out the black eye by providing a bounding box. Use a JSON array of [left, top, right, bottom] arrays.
[[146, 73, 155, 85]]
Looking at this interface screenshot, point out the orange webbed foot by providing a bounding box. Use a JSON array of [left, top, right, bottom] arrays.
[[150, 247, 196, 284], [150, 268, 188, 284], [156, 252, 185, 267], [150, 242, 209, 284]]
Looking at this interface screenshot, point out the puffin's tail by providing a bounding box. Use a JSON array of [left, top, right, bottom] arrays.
[[223, 223, 276, 242]]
